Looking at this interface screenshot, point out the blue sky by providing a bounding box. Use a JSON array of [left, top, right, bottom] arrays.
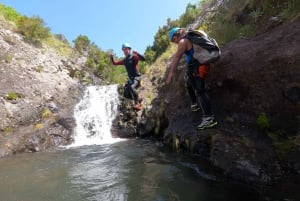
[[0, 0, 198, 57]]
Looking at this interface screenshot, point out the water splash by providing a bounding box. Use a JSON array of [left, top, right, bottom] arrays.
[[68, 85, 125, 147]]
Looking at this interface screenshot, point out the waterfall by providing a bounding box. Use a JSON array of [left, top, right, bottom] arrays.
[[69, 85, 124, 147]]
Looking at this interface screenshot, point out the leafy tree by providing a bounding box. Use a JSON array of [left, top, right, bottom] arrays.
[[144, 3, 199, 64], [179, 3, 200, 27], [144, 46, 156, 63], [83, 42, 127, 83], [152, 27, 169, 58], [86, 43, 111, 74]]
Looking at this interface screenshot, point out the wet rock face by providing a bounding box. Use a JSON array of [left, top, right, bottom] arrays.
[[211, 19, 300, 134], [111, 86, 143, 139], [11, 119, 75, 154]]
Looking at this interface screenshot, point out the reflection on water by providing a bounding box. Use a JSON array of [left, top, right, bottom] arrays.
[[0, 139, 260, 201]]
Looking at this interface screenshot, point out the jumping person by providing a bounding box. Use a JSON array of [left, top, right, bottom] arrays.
[[109, 43, 145, 110], [166, 27, 217, 130]]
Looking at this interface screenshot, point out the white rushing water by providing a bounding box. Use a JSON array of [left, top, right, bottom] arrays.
[[69, 85, 125, 147]]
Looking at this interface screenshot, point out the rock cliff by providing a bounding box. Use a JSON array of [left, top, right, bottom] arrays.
[[131, 17, 300, 193], [0, 23, 86, 156]]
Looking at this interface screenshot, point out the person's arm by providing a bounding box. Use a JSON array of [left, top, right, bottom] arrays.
[[132, 50, 146, 61], [109, 53, 124, 65], [165, 39, 186, 84]]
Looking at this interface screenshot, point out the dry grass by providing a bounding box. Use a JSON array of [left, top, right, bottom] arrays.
[[44, 35, 74, 58]]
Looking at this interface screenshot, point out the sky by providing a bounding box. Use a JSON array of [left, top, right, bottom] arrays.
[[0, 0, 198, 57]]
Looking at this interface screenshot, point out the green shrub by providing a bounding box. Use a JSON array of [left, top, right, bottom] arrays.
[[279, 0, 300, 19], [257, 112, 270, 129], [249, 8, 263, 23], [17, 15, 50, 45], [144, 48, 156, 64], [0, 3, 21, 23], [102, 65, 127, 84], [207, 19, 252, 46], [138, 61, 148, 74], [5, 92, 22, 100], [73, 35, 90, 54]]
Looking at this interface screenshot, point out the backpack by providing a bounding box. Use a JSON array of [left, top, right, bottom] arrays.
[[185, 29, 221, 64]]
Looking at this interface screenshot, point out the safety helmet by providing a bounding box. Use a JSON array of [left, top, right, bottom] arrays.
[[169, 27, 181, 40], [122, 43, 131, 49]]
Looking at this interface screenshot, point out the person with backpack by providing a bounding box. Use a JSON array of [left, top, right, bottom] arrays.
[[166, 27, 218, 130], [109, 43, 145, 111]]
